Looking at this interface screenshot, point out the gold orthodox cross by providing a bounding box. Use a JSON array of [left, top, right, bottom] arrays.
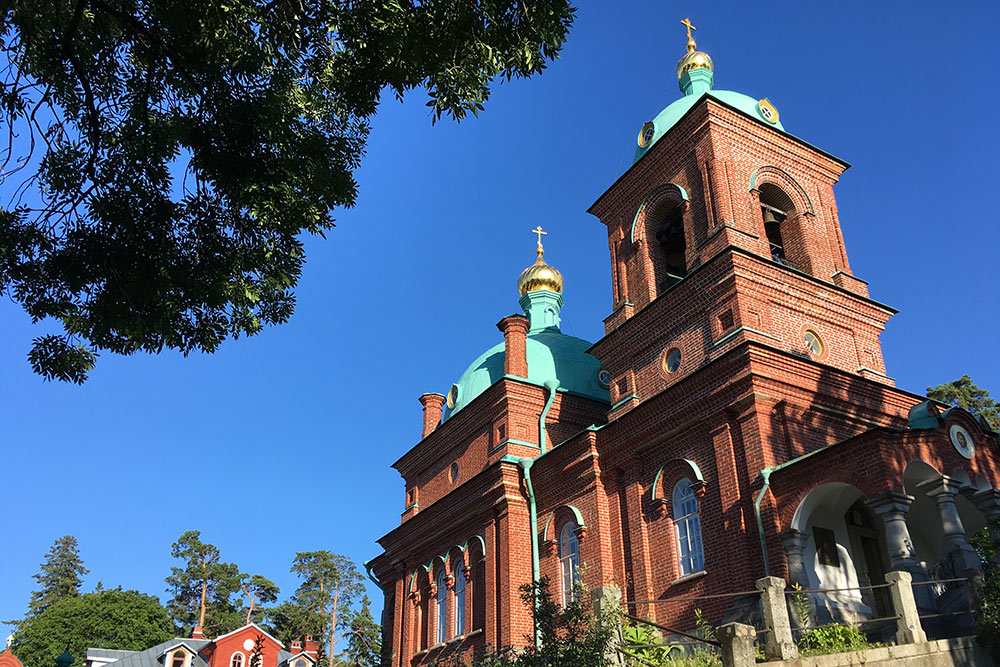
[[532, 226, 547, 248], [681, 18, 696, 40]]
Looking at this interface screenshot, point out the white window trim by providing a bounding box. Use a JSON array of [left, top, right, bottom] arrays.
[[672, 478, 705, 577]]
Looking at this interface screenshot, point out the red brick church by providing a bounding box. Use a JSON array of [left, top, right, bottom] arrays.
[[367, 22, 1000, 666]]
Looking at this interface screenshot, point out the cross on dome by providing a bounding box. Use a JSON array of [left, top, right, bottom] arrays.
[[532, 225, 547, 251]]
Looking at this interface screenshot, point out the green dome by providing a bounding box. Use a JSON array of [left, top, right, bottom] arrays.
[[634, 89, 785, 164], [442, 330, 609, 422]]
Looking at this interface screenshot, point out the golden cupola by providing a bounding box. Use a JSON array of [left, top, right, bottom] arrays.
[[517, 226, 563, 296], [675, 18, 713, 79]]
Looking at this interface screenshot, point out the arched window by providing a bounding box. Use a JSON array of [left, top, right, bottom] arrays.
[[453, 563, 466, 636], [170, 651, 187, 667], [436, 568, 447, 644], [294, 660, 307, 667], [559, 522, 581, 606], [230, 654, 244, 667], [673, 478, 705, 576], [758, 184, 796, 267]]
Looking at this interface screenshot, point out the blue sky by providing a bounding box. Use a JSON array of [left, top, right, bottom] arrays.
[[2, 1, 998, 631]]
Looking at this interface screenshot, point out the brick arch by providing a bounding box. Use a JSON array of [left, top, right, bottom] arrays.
[[629, 182, 689, 244], [649, 458, 706, 518], [541, 504, 586, 543], [748, 166, 814, 214]]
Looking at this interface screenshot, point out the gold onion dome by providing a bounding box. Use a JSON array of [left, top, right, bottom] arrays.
[[517, 226, 564, 296], [675, 19, 713, 79]]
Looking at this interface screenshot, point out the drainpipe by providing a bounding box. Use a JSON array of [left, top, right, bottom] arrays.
[[518, 457, 543, 648], [538, 379, 558, 454], [515, 379, 557, 648], [753, 469, 773, 576], [363, 560, 388, 641], [753, 444, 834, 578]]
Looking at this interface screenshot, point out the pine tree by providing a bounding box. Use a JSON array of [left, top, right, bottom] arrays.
[[27, 536, 89, 617], [165, 531, 243, 636], [928, 375, 1000, 430]]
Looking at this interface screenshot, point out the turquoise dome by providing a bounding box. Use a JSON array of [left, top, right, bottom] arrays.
[[441, 329, 609, 421], [634, 89, 785, 164]]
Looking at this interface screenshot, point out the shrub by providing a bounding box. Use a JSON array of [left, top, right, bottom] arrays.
[[797, 625, 872, 656]]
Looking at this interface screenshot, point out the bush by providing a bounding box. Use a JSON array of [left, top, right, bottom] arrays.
[[796, 625, 872, 656]]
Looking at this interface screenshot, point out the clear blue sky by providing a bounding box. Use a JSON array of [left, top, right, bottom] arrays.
[[3, 1, 998, 630]]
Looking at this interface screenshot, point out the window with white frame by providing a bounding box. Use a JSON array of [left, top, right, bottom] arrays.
[[559, 522, 581, 606], [672, 478, 705, 576], [453, 563, 466, 636], [230, 653, 244, 667], [169, 651, 187, 667], [436, 569, 447, 644]]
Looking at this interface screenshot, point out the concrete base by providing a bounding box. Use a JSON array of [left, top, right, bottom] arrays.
[[758, 636, 992, 667]]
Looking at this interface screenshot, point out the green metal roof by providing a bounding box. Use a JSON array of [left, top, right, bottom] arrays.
[[633, 68, 785, 163], [442, 289, 609, 421]]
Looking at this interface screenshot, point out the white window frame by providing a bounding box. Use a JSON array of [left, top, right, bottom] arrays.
[[229, 652, 245, 667], [453, 563, 466, 636], [673, 478, 705, 576], [436, 569, 447, 644], [559, 522, 581, 606]]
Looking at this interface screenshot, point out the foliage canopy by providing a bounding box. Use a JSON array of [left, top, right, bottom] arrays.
[[11, 588, 173, 667], [927, 375, 1000, 430], [0, 0, 575, 382]]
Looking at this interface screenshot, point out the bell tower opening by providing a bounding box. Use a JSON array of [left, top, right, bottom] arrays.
[[758, 183, 796, 268], [654, 202, 687, 290]]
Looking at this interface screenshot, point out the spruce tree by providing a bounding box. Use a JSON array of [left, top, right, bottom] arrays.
[[27, 536, 89, 617]]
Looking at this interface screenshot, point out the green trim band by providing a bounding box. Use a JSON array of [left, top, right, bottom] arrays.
[[611, 393, 639, 411], [650, 459, 706, 504], [713, 326, 781, 347], [489, 438, 540, 456]]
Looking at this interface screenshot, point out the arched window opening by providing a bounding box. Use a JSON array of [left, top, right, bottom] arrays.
[[673, 478, 705, 576], [758, 184, 796, 267], [453, 563, 466, 636], [652, 203, 687, 290], [230, 654, 244, 667], [294, 660, 307, 667], [170, 651, 187, 667], [559, 522, 581, 606], [436, 569, 447, 644]]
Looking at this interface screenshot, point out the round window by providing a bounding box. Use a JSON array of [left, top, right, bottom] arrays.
[[803, 330, 823, 357], [663, 347, 682, 374], [447, 384, 459, 409], [597, 369, 611, 388], [638, 121, 655, 148], [450, 462, 459, 482]]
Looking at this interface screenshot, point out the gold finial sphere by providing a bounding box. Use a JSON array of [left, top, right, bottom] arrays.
[[517, 226, 564, 296], [676, 18, 713, 79]]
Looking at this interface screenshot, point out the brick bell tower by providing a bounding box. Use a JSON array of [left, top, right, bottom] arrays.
[[589, 20, 895, 426]]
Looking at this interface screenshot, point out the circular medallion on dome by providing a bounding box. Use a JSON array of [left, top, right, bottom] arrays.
[[950, 424, 974, 460], [663, 347, 682, 374], [597, 369, 611, 388], [447, 384, 459, 409], [638, 121, 655, 148], [756, 98, 780, 124]]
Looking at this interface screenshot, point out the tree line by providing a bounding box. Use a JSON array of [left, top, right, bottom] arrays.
[[8, 532, 380, 667]]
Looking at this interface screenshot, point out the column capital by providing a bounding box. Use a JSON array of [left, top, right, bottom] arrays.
[[971, 488, 1000, 519], [866, 491, 914, 517], [780, 528, 807, 551], [916, 474, 965, 499]]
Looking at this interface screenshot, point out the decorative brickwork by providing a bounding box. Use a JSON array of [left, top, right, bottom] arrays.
[[369, 68, 1000, 667]]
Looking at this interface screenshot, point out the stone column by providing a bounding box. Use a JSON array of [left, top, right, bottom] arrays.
[[886, 571, 926, 644], [970, 489, 1000, 565], [755, 576, 797, 660], [917, 476, 981, 572], [717, 622, 756, 667], [867, 492, 922, 573], [590, 585, 624, 666], [780, 528, 808, 588]]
